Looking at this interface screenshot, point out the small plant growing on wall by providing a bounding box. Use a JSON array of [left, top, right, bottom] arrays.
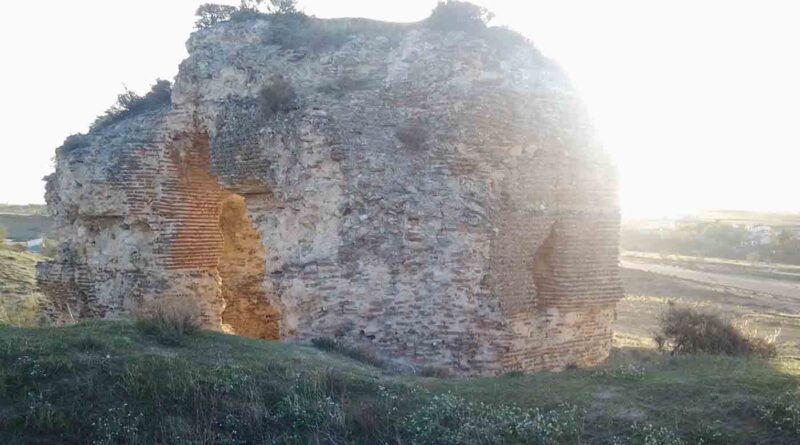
[[426, 1, 494, 33], [395, 118, 430, 150], [91, 80, 172, 132], [258, 75, 296, 118]]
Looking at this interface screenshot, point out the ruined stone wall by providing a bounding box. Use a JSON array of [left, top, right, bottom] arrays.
[[38, 16, 622, 374]]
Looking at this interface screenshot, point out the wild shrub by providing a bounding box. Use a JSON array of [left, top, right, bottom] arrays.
[[592, 364, 647, 382], [195, 3, 238, 29], [654, 305, 776, 357], [396, 118, 430, 150], [73, 334, 105, 352], [400, 393, 583, 445], [57, 133, 91, 154], [258, 75, 296, 117], [758, 390, 800, 435], [271, 381, 347, 442], [40, 238, 59, 258], [265, 0, 299, 15], [686, 421, 734, 445], [484, 26, 533, 53], [241, 0, 299, 15], [625, 423, 686, 445], [91, 79, 172, 132], [426, 1, 494, 33], [311, 337, 386, 368], [135, 298, 200, 346], [265, 14, 355, 52], [317, 75, 372, 97], [196, 1, 302, 30]]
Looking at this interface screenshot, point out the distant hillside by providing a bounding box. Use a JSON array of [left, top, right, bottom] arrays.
[[623, 210, 800, 265], [696, 209, 800, 227], [0, 214, 52, 241], [0, 204, 47, 215]]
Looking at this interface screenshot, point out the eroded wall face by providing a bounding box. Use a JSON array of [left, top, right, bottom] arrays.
[[219, 194, 280, 339], [39, 20, 623, 375], [36, 116, 279, 334]]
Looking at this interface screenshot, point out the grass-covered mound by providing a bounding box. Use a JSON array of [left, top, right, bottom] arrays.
[[0, 249, 46, 327], [0, 322, 798, 444]]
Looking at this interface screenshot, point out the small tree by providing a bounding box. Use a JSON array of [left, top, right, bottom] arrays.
[[195, 3, 238, 29], [91, 79, 172, 131], [426, 1, 494, 33], [196, 1, 302, 29]]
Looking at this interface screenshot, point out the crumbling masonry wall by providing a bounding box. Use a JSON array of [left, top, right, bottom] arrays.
[[38, 16, 622, 374]]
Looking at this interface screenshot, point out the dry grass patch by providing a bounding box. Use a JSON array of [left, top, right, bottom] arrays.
[[654, 304, 777, 358], [134, 298, 201, 346]]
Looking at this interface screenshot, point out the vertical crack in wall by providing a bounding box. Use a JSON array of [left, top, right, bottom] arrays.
[[218, 193, 280, 340]]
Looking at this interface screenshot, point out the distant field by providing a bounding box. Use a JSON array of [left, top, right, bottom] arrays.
[[625, 210, 800, 228], [622, 210, 800, 265], [0, 214, 52, 241], [0, 204, 47, 216], [696, 209, 800, 227], [616, 254, 800, 358], [622, 250, 800, 284]]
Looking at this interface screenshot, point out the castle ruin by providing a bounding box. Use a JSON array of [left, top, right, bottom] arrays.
[[37, 14, 622, 375]]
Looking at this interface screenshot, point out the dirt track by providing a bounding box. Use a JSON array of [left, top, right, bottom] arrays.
[[621, 260, 800, 300]]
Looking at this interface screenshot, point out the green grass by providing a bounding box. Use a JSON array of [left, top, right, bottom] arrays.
[[0, 322, 799, 444]]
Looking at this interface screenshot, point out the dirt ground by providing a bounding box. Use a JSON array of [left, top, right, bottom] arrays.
[[616, 263, 800, 357]]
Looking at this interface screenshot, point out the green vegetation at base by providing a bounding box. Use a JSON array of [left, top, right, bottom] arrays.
[[0, 322, 798, 444]]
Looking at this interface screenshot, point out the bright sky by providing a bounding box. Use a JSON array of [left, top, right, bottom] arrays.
[[1, 1, 798, 218]]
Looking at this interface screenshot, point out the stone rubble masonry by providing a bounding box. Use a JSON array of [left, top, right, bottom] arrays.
[[37, 16, 622, 375]]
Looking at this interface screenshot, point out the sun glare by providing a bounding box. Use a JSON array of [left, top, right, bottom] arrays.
[[483, 0, 800, 218], [0, 0, 798, 215]]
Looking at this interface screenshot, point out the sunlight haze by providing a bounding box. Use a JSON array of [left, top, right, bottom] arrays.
[[1, 0, 798, 218]]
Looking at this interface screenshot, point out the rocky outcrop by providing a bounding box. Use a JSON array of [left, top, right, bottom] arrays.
[[38, 14, 622, 374]]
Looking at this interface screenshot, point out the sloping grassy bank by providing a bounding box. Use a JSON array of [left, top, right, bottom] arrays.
[[0, 249, 46, 326], [0, 322, 798, 444]]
